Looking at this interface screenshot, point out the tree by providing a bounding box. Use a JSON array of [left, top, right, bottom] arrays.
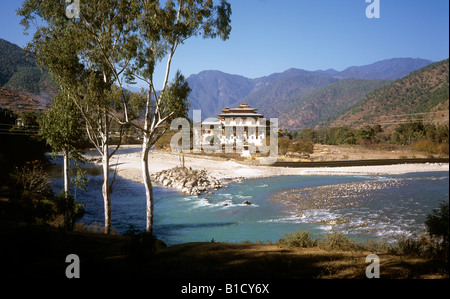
[[19, 0, 137, 234], [121, 0, 232, 234], [425, 201, 449, 261], [19, 0, 232, 235], [425, 202, 449, 245], [38, 91, 85, 230]]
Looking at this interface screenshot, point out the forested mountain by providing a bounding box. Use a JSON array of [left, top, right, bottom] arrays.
[[0, 38, 57, 110], [187, 70, 256, 119], [278, 78, 392, 130], [243, 69, 339, 119], [335, 58, 433, 80], [332, 59, 449, 130], [186, 58, 433, 123], [2, 37, 442, 130]]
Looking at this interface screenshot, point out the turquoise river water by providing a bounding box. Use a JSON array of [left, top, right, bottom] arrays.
[[49, 156, 449, 246]]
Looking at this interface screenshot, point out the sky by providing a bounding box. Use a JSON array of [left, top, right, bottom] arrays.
[[1, 0, 449, 89]]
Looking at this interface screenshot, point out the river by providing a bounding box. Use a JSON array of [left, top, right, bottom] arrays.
[[48, 156, 449, 246]]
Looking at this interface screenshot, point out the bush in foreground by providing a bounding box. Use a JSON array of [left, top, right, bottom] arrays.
[[278, 231, 361, 251]]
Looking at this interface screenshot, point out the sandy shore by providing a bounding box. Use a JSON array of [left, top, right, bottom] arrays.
[[99, 145, 449, 184]]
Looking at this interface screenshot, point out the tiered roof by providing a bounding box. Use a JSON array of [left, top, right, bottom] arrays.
[[217, 102, 264, 118]]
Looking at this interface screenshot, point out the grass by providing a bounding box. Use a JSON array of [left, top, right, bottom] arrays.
[[277, 230, 448, 278], [1, 222, 448, 279]]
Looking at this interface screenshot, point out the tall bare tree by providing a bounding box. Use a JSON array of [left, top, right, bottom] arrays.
[[123, 0, 232, 234], [19, 0, 232, 235], [19, 0, 138, 234]]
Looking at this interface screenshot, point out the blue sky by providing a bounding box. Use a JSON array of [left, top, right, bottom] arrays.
[[1, 0, 449, 89]]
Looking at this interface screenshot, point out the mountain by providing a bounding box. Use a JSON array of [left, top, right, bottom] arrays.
[[336, 58, 433, 80], [243, 69, 339, 119], [187, 70, 256, 119], [278, 78, 392, 130], [0, 87, 43, 111], [0, 38, 57, 110], [332, 59, 449, 129], [2, 36, 439, 129], [187, 69, 340, 120], [186, 58, 433, 121]]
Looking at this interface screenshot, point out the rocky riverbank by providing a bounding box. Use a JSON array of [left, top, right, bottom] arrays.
[[83, 146, 448, 185], [150, 167, 224, 196]]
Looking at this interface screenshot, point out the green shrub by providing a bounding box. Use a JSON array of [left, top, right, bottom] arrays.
[[291, 140, 314, 154], [278, 230, 316, 248], [425, 202, 449, 242], [316, 231, 360, 251], [7, 161, 55, 223]]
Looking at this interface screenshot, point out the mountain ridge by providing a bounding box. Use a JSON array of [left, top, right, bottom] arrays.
[[331, 59, 449, 130], [0, 38, 57, 110], [2, 38, 443, 131], [187, 57, 434, 122]]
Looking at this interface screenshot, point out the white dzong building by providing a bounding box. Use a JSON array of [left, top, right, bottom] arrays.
[[200, 102, 268, 155]]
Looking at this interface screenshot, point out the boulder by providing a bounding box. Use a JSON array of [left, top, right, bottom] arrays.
[[152, 167, 224, 195], [162, 179, 172, 186]]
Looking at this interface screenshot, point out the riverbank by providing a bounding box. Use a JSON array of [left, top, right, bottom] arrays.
[[87, 145, 449, 185], [1, 222, 447, 280]]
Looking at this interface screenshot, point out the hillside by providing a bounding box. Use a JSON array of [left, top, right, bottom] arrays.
[[332, 59, 449, 130], [278, 78, 392, 130], [186, 58, 432, 121], [244, 69, 339, 119], [0, 38, 56, 110], [187, 70, 256, 119], [0, 87, 43, 111], [1, 36, 438, 126], [336, 58, 433, 80]]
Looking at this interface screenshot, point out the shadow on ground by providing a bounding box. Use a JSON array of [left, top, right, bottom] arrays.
[[1, 223, 447, 280]]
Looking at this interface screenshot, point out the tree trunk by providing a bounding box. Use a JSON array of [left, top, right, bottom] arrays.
[[102, 143, 111, 234], [63, 148, 72, 231], [63, 149, 70, 196], [142, 137, 154, 235]]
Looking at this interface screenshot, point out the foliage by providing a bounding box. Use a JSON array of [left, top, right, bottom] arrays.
[[334, 59, 449, 129], [291, 140, 314, 154], [278, 230, 316, 248], [277, 135, 314, 156], [159, 70, 192, 123], [279, 228, 448, 266], [279, 78, 392, 130], [38, 92, 85, 161], [6, 161, 55, 223], [18, 0, 144, 234], [4, 67, 42, 94], [122, 226, 157, 262], [124, 0, 232, 234], [0, 114, 47, 183], [53, 192, 85, 231], [291, 120, 449, 156], [18, 0, 232, 235], [0, 38, 36, 86], [278, 231, 360, 251], [0, 38, 56, 98], [394, 121, 449, 146], [316, 232, 359, 251], [425, 202, 449, 245], [0, 107, 17, 124]]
